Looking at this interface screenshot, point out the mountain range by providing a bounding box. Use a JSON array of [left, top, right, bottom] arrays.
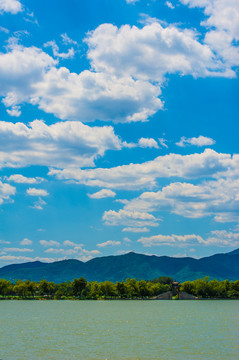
[[0, 249, 239, 283]]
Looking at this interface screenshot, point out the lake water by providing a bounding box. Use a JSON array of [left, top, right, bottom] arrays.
[[0, 300, 238, 360]]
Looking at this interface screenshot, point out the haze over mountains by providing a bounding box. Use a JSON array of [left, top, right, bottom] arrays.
[[0, 249, 239, 283]]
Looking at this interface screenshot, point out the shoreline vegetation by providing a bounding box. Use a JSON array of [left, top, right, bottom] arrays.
[[0, 276, 239, 300]]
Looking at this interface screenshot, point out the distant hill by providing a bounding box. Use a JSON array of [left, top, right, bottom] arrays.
[[0, 250, 239, 283]]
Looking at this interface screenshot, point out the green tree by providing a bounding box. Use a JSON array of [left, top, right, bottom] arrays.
[[0, 279, 13, 298], [125, 278, 139, 298], [99, 281, 116, 299], [38, 279, 55, 297], [116, 281, 127, 299], [72, 277, 87, 298]]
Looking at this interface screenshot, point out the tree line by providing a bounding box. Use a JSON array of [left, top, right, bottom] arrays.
[[180, 277, 239, 299], [0, 276, 238, 299]]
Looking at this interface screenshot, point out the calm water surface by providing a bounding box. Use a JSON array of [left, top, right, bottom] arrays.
[[0, 300, 238, 360]]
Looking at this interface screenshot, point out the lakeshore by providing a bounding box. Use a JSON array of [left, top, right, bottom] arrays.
[[1, 277, 239, 300]]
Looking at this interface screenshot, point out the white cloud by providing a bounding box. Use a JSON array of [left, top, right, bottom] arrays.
[[86, 22, 230, 82], [20, 238, 33, 245], [0, 8, 238, 124], [34, 68, 162, 123], [7, 174, 43, 184], [124, 177, 239, 222], [0, 240, 10, 244], [45, 246, 101, 257], [138, 233, 204, 247], [166, 1, 175, 9], [0, 44, 56, 109], [126, 0, 139, 4], [206, 230, 239, 246], [26, 188, 49, 197], [0, 180, 16, 205], [63, 240, 84, 247], [180, 0, 239, 70], [61, 33, 77, 45], [39, 240, 60, 247], [74, 247, 100, 256], [122, 227, 150, 233], [0, 255, 55, 263], [138, 230, 239, 248], [0, 120, 122, 170], [6, 106, 21, 117], [97, 240, 121, 247], [0, 0, 22, 14], [79, 255, 94, 262], [0, 44, 162, 123], [32, 198, 46, 210], [138, 138, 159, 149], [176, 135, 215, 147], [45, 248, 77, 255], [63, 240, 78, 247], [44, 40, 75, 59], [0, 26, 9, 33], [3, 247, 33, 252], [50, 149, 238, 190], [88, 189, 116, 199], [158, 138, 168, 148], [123, 237, 131, 243], [103, 209, 159, 228]]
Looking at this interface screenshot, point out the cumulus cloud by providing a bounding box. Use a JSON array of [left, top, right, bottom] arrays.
[[0, 120, 122, 169], [0, 180, 16, 205], [38, 240, 100, 259], [138, 138, 159, 149], [97, 240, 121, 247], [0, 0, 22, 14], [0, 44, 162, 123], [63, 240, 79, 247], [124, 177, 239, 222], [176, 135, 216, 147], [1, 11, 237, 124], [103, 209, 159, 228], [0, 44, 56, 111], [7, 174, 43, 184], [34, 68, 162, 123], [50, 149, 238, 190], [138, 230, 239, 248], [6, 106, 21, 117], [45, 246, 101, 257], [44, 248, 77, 255], [180, 0, 239, 70], [20, 238, 33, 245], [39, 240, 60, 247], [26, 188, 49, 197], [86, 22, 230, 81], [138, 234, 204, 247], [206, 230, 239, 246], [88, 189, 116, 199]]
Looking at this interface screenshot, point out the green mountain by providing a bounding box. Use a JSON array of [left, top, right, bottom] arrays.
[[0, 250, 239, 283]]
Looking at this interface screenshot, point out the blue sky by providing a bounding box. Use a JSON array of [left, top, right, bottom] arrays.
[[0, 0, 239, 267]]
